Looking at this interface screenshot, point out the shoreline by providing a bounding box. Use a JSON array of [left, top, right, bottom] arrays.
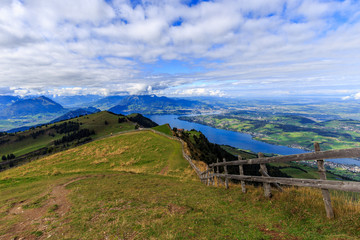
[[178, 116, 311, 151]]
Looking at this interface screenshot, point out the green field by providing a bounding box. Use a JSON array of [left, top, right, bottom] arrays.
[[181, 114, 360, 151], [269, 162, 342, 180], [1, 130, 360, 239]]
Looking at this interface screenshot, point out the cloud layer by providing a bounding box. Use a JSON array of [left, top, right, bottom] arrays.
[[0, 0, 360, 97]]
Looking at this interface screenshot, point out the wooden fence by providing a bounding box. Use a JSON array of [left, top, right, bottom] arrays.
[[200, 143, 360, 219]]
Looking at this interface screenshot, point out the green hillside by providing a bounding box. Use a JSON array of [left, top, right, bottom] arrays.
[[1, 131, 360, 239], [0, 111, 157, 166], [152, 124, 172, 135]]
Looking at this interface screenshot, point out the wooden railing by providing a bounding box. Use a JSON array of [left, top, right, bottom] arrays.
[[200, 143, 360, 219]]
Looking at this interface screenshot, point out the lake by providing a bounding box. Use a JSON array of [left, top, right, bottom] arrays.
[[146, 114, 360, 166]]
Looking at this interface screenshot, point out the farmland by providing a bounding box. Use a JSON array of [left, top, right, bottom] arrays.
[[180, 112, 360, 151]]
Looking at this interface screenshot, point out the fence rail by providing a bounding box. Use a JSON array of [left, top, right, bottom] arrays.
[[203, 174, 360, 192], [209, 148, 360, 166], [200, 143, 360, 219]]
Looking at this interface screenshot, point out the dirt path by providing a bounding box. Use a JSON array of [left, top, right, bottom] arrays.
[[159, 166, 169, 175], [1, 176, 89, 240]]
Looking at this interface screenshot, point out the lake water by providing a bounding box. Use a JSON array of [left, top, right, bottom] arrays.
[[146, 114, 360, 166]]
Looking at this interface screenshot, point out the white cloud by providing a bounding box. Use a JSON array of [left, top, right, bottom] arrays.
[[0, 0, 360, 97], [46, 87, 110, 97], [170, 87, 225, 97], [355, 93, 360, 100]]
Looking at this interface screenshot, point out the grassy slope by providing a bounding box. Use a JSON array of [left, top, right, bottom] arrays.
[[0, 131, 360, 239], [0, 111, 135, 157], [152, 124, 172, 136]]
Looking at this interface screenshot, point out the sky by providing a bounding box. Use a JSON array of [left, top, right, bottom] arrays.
[[0, 0, 360, 99]]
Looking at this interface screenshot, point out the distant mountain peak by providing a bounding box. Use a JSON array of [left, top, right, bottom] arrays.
[[1, 96, 65, 117], [36, 96, 60, 105], [108, 94, 211, 115]]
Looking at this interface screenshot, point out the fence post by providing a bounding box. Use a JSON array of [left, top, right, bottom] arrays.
[[212, 167, 215, 186], [206, 166, 210, 186], [216, 158, 224, 187], [216, 158, 219, 186], [314, 142, 334, 219], [238, 155, 246, 193], [223, 158, 229, 189], [258, 153, 272, 198]]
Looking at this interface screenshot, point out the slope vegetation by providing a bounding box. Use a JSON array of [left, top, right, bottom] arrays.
[[0, 111, 156, 168], [0, 131, 360, 239]]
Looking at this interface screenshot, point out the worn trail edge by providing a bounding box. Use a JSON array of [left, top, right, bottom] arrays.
[[1, 176, 91, 240]]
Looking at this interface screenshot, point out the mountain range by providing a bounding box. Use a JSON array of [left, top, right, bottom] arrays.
[[0, 94, 214, 132], [108, 94, 211, 114]]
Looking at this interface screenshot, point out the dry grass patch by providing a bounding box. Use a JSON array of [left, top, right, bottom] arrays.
[[193, 160, 208, 172], [119, 157, 140, 166], [91, 158, 109, 165], [108, 146, 130, 155]]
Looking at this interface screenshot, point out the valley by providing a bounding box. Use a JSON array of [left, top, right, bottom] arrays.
[[180, 112, 360, 151]]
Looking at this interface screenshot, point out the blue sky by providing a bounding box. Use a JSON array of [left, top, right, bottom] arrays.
[[0, 0, 360, 99]]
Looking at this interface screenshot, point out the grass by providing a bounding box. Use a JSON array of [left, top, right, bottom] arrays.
[[48, 204, 59, 213], [31, 231, 43, 237], [152, 124, 173, 136], [0, 111, 136, 158], [269, 162, 343, 180], [22, 194, 50, 209], [0, 131, 188, 178], [1, 131, 360, 239]]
